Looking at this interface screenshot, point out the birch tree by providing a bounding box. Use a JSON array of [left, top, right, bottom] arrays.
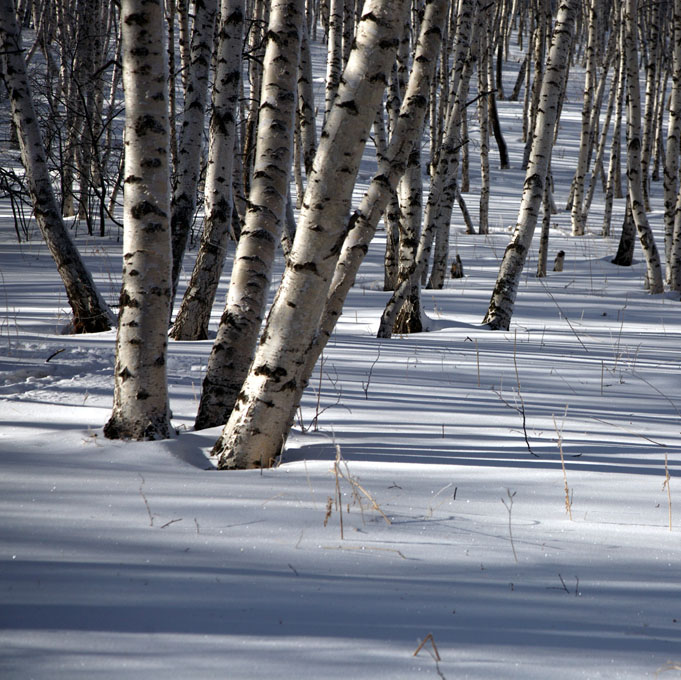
[[310, 0, 448, 366], [170, 0, 245, 341], [104, 0, 173, 440], [169, 0, 218, 295], [0, 0, 113, 334], [570, 0, 598, 235], [211, 0, 410, 468], [622, 0, 664, 293], [483, 0, 577, 331], [194, 0, 304, 431], [665, 0, 681, 289]]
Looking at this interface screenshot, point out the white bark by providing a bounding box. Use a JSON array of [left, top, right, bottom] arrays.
[[483, 0, 577, 331], [169, 0, 218, 294], [297, 18, 317, 176], [477, 8, 490, 235], [324, 0, 343, 122], [665, 0, 681, 289], [425, 0, 476, 290], [104, 0, 173, 440], [0, 1, 113, 334], [570, 0, 598, 235], [603, 12, 626, 235], [213, 0, 410, 468], [169, 0, 245, 341], [194, 0, 304, 431], [622, 0, 664, 294]]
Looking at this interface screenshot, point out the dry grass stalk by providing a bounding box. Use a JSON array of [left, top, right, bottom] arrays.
[[553, 412, 573, 520], [413, 633, 441, 661], [326, 443, 391, 539], [663, 453, 672, 531]]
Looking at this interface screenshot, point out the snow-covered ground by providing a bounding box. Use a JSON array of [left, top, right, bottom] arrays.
[[2, 30, 681, 680]]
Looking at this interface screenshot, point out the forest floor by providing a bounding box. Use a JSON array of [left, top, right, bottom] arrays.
[[1, 41, 681, 680]]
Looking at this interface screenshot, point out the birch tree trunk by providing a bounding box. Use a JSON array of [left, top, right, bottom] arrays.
[[392, 144, 424, 334], [212, 0, 410, 468], [104, 0, 173, 440], [483, 0, 577, 331], [478, 9, 490, 235], [570, 0, 597, 235], [297, 18, 317, 177], [169, 0, 218, 297], [306, 0, 447, 364], [622, 0, 664, 293], [603, 13, 626, 235], [194, 0, 304, 431], [426, 0, 476, 290], [0, 1, 113, 334], [169, 0, 245, 341], [324, 0, 343, 122], [665, 0, 681, 289]]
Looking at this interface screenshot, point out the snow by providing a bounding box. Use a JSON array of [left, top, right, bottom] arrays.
[[2, 28, 681, 680]]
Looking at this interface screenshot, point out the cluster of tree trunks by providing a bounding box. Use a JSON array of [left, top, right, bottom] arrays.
[[3, 0, 681, 465]]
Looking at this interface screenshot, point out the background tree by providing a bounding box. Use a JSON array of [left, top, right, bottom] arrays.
[[483, 0, 577, 331], [0, 0, 113, 334]]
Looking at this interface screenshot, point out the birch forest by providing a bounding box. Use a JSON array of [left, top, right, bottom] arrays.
[[2, 0, 681, 467]]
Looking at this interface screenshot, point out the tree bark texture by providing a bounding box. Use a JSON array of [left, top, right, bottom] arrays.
[[105, 0, 173, 440], [169, 0, 245, 341], [212, 0, 410, 468], [483, 0, 577, 331], [622, 0, 664, 293], [169, 0, 218, 296], [310, 0, 447, 352], [665, 0, 681, 289], [194, 0, 304, 431]]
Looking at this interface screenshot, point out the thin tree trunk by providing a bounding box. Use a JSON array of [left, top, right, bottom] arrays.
[[603, 16, 626, 235], [212, 0, 410, 468], [570, 0, 597, 235], [536, 174, 551, 277], [104, 0, 173, 440], [483, 0, 577, 331], [169, 0, 218, 298], [324, 0, 343, 122], [297, 17, 317, 176], [0, 1, 113, 334], [665, 0, 681, 289], [478, 10, 490, 235], [169, 0, 245, 341], [622, 0, 664, 293], [392, 145, 423, 334]]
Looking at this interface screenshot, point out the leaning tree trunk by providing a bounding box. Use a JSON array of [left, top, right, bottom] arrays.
[[104, 0, 173, 440], [169, 0, 245, 341], [0, 1, 113, 334], [483, 0, 577, 331], [212, 0, 410, 468], [303, 0, 448, 379], [622, 0, 664, 293], [193, 0, 304, 431]]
